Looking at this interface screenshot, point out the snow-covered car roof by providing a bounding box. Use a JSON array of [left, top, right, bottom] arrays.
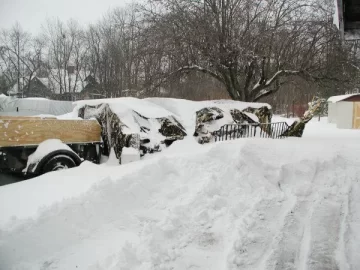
[[73, 97, 174, 119]]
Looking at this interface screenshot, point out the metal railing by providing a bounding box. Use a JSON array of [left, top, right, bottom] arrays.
[[213, 122, 289, 142]]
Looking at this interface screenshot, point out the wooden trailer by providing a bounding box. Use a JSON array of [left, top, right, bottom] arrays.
[[0, 116, 102, 176]]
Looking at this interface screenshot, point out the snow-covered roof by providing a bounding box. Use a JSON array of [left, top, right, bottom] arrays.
[[0, 94, 8, 100], [333, 0, 340, 29], [327, 94, 360, 103], [38, 77, 49, 87], [48, 69, 90, 94], [7, 69, 93, 96], [7, 76, 32, 95]]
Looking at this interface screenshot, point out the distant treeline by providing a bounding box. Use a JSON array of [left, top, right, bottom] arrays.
[[1, 0, 359, 108]]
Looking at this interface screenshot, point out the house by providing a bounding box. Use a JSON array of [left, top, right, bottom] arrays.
[[7, 76, 53, 98], [47, 67, 90, 101], [7, 67, 99, 101], [327, 94, 360, 129], [335, 0, 360, 40], [78, 75, 105, 100]]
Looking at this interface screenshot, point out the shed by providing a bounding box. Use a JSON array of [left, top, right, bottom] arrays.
[[327, 94, 360, 129]]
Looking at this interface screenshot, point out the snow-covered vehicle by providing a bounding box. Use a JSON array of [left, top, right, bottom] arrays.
[[0, 116, 102, 176]]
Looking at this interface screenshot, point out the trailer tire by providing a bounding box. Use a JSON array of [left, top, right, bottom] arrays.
[[41, 154, 77, 174]]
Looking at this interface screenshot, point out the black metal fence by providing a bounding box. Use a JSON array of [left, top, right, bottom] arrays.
[[214, 122, 289, 142]]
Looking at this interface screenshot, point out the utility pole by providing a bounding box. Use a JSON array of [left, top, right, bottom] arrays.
[[17, 32, 21, 98]]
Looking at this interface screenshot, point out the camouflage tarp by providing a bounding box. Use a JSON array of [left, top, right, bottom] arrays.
[[78, 103, 187, 163], [281, 97, 324, 137], [242, 106, 272, 124]]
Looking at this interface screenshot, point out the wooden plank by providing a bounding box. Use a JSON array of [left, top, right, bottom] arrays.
[[0, 116, 56, 120], [353, 102, 360, 129], [0, 119, 101, 147]]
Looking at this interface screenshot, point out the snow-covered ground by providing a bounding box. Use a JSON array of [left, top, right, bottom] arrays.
[[1, 109, 360, 269], [0, 94, 73, 116]]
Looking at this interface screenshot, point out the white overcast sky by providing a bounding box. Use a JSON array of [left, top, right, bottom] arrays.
[[0, 0, 134, 33]]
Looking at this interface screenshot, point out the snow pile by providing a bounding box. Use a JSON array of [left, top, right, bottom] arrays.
[[0, 93, 9, 104], [0, 133, 360, 269], [303, 117, 360, 139], [0, 96, 74, 116], [121, 147, 141, 164]]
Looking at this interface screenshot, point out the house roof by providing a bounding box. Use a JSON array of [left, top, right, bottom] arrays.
[[48, 69, 89, 94], [8, 69, 94, 95], [7, 76, 31, 95], [327, 93, 360, 103]]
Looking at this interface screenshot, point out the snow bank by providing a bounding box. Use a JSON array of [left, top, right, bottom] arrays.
[[121, 147, 141, 164], [303, 117, 360, 139], [1, 131, 360, 269], [0, 96, 73, 116]]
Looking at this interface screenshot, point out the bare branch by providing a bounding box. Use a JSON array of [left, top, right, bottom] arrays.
[[176, 65, 224, 83]]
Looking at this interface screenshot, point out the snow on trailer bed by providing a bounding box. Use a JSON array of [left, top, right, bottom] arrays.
[[0, 120, 360, 269]]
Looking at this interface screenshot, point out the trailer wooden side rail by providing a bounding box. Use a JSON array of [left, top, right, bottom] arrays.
[[0, 117, 102, 147]]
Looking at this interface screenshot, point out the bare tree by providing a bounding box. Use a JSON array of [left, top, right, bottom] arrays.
[[141, 0, 354, 101], [43, 19, 86, 96], [0, 23, 44, 97], [1, 0, 358, 103]]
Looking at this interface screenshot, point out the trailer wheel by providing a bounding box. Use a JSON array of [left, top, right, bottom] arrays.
[[41, 154, 77, 174]]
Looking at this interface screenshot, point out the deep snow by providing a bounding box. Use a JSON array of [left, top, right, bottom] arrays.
[[1, 118, 360, 269], [1, 96, 360, 270], [0, 95, 73, 116]]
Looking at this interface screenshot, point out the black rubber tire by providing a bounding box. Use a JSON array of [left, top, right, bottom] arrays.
[[41, 154, 77, 174]]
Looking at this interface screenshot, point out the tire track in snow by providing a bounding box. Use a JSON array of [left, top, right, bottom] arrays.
[[345, 178, 360, 270], [257, 161, 319, 270], [250, 156, 350, 270], [268, 156, 352, 270], [261, 195, 317, 270], [305, 156, 352, 270], [226, 191, 295, 270]]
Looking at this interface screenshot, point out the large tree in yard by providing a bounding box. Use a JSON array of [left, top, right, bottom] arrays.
[[144, 0, 342, 102]]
